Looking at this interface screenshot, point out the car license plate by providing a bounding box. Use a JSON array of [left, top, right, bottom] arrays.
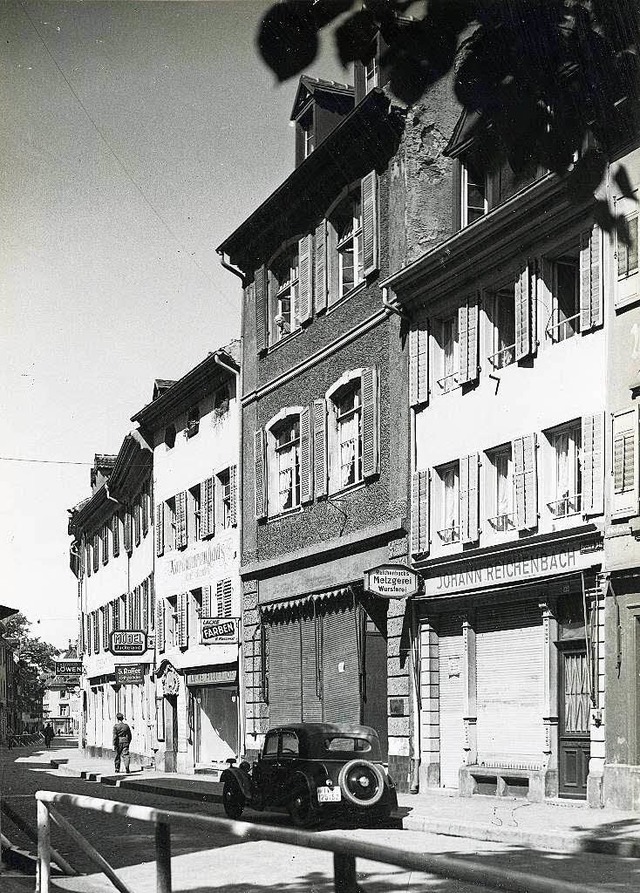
[[317, 786, 341, 803]]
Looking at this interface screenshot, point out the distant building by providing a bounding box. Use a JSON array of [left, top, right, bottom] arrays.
[[0, 603, 19, 741], [42, 643, 82, 736]]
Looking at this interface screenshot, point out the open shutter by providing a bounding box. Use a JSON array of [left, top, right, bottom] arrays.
[[298, 234, 313, 324], [176, 491, 187, 549], [300, 406, 313, 503], [202, 585, 212, 619], [582, 412, 605, 516], [201, 476, 215, 539], [253, 268, 268, 353], [460, 454, 479, 543], [515, 264, 532, 360], [112, 516, 120, 557], [513, 434, 538, 530], [612, 407, 639, 518], [409, 318, 429, 406], [124, 511, 132, 554], [155, 503, 164, 557], [157, 598, 166, 653], [361, 367, 379, 478], [142, 484, 149, 537], [313, 399, 327, 498], [314, 220, 328, 313], [254, 429, 267, 519], [580, 225, 603, 332], [229, 465, 238, 527], [178, 592, 188, 647], [458, 297, 479, 384], [361, 171, 379, 276], [93, 534, 100, 571], [411, 469, 430, 556]]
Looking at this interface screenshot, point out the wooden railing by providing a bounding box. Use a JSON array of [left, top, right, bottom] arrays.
[[35, 790, 601, 893]]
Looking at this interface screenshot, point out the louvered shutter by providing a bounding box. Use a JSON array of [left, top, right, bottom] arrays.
[[229, 465, 238, 527], [86, 614, 92, 655], [134, 500, 141, 547], [460, 454, 479, 543], [254, 429, 266, 519], [313, 399, 327, 498], [201, 477, 215, 539], [111, 598, 120, 632], [155, 503, 164, 557], [142, 485, 149, 536], [269, 618, 302, 725], [142, 580, 149, 631], [94, 610, 100, 653], [298, 234, 313, 324], [157, 598, 166, 653], [458, 298, 479, 384], [301, 614, 323, 721], [86, 542, 91, 577], [149, 573, 155, 630], [216, 579, 233, 617], [176, 491, 187, 549], [124, 510, 132, 554], [409, 319, 429, 406], [582, 412, 605, 516], [515, 264, 532, 360], [411, 469, 430, 556], [101, 607, 108, 650], [178, 592, 188, 647], [314, 220, 328, 313], [361, 367, 379, 478], [79, 538, 85, 578], [102, 524, 109, 565], [93, 534, 99, 572], [253, 269, 268, 353], [612, 407, 639, 518], [112, 514, 120, 557], [300, 406, 313, 503], [580, 225, 603, 332], [361, 171, 379, 276], [201, 585, 212, 618], [513, 434, 538, 530]]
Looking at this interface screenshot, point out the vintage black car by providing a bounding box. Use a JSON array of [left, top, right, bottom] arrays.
[[220, 722, 397, 827]]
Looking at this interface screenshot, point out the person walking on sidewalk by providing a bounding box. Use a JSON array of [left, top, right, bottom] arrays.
[[43, 723, 54, 748], [113, 713, 132, 773]]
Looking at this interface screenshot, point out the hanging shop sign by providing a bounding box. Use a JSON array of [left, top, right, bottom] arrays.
[[115, 664, 145, 685], [109, 630, 147, 655], [201, 617, 238, 645], [55, 662, 82, 677], [364, 564, 421, 599]]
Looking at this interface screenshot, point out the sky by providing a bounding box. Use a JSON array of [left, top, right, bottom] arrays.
[[0, 0, 346, 648]]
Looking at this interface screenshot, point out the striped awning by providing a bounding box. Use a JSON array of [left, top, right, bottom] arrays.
[[259, 585, 355, 619]]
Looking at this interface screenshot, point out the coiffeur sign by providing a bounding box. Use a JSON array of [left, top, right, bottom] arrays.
[[364, 564, 421, 599]]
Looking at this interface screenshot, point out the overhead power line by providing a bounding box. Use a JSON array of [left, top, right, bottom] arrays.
[[0, 456, 92, 466]]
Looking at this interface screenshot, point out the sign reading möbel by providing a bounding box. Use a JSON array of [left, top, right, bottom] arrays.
[[364, 564, 421, 599], [109, 630, 147, 655]]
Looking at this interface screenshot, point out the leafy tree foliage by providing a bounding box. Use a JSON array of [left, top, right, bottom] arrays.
[[258, 0, 639, 232], [2, 612, 60, 714]]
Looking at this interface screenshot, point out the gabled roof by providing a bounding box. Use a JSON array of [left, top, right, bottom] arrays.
[[290, 75, 353, 121], [444, 108, 484, 158]]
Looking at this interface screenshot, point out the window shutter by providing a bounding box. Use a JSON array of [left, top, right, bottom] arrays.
[[176, 491, 188, 548], [361, 171, 379, 276], [409, 318, 429, 406], [253, 269, 267, 353], [86, 614, 91, 655], [201, 476, 215, 539], [157, 598, 166, 653], [300, 406, 313, 503], [229, 464, 238, 527], [124, 510, 132, 554], [178, 592, 188, 647], [460, 454, 480, 543], [515, 264, 532, 360], [314, 220, 328, 313], [361, 367, 379, 478], [612, 407, 639, 518], [142, 484, 149, 537], [313, 399, 327, 498], [458, 297, 479, 384], [202, 585, 212, 618], [134, 500, 141, 547], [411, 469, 430, 556], [254, 428, 267, 519], [102, 524, 109, 565], [86, 542, 92, 577], [513, 434, 538, 530], [149, 574, 155, 630], [580, 225, 603, 332], [102, 607, 108, 650], [216, 579, 233, 617], [156, 503, 165, 557], [142, 580, 149, 631], [94, 610, 100, 653], [112, 514, 120, 557], [93, 534, 99, 572], [298, 234, 313, 324], [582, 412, 605, 516]]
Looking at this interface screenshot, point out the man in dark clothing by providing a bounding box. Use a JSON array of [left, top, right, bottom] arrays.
[[43, 723, 54, 748], [113, 713, 132, 773]]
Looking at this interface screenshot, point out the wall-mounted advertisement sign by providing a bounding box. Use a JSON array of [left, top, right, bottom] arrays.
[[201, 617, 238, 645], [55, 662, 82, 676], [364, 564, 421, 599], [186, 667, 237, 687], [109, 630, 147, 655], [115, 664, 145, 685]]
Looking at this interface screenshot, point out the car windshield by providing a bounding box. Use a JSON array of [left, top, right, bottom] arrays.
[[324, 736, 372, 753]]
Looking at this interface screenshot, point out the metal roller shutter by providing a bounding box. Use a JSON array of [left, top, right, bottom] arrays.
[[268, 618, 302, 725], [439, 632, 465, 788], [476, 603, 544, 767], [300, 614, 322, 722], [322, 601, 360, 723]]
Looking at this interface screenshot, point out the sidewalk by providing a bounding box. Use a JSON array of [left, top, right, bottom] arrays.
[[24, 744, 640, 858]]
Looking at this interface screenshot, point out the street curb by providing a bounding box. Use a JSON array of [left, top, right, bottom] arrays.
[[400, 813, 640, 858], [110, 777, 223, 804]]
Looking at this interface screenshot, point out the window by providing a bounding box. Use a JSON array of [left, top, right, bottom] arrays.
[[186, 405, 200, 438], [461, 157, 487, 226], [166, 497, 177, 551], [549, 423, 582, 519], [189, 485, 201, 541], [330, 190, 363, 299], [487, 446, 515, 532], [545, 253, 580, 342], [59, 690, 67, 699], [213, 383, 230, 418], [364, 54, 378, 93], [489, 287, 516, 369], [458, 149, 542, 229], [273, 417, 300, 513], [270, 246, 299, 342], [167, 596, 179, 649], [611, 407, 638, 518], [332, 383, 362, 490], [60, 705, 69, 717], [280, 730, 300, 756], [263, 731, 279, 757], [618, 213, 638, 280], [437, 462, 460, 544], [436, 315, 459, 393], [218, 469, 232, 528], [300, 108, 314, 159]]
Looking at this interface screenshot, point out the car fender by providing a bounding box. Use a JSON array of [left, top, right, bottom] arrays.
[[289, 769, 317, 800], [220, 766, 252, 801]]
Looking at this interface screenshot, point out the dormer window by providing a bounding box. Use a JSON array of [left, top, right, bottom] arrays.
[[300, 108, 315, 159], [461, 157, 487, 226], [364, 54, 378, 93]]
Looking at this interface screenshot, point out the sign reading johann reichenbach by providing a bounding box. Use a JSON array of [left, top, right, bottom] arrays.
[[423, 540, 602, 598]]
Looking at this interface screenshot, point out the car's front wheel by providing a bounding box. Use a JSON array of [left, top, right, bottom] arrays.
[[288, 783, 318, 828], [222, 777, 245, 820]]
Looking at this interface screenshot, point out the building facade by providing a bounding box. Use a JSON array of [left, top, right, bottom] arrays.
[[43, 645, 82, 736], [132, 345, 241, 774], [0, 604, 19, 742]]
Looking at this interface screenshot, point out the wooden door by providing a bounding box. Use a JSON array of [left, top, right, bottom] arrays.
[[558, 648, 590, 799]]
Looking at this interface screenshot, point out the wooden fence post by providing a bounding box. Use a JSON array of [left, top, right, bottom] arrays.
[[36, 799, 51, 893], [334, 853, 357, 893], [156, 821, 172, 893]]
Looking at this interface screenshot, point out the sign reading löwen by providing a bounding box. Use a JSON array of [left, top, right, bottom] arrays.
[[201, 617, 238, 645], [109, 630, 147, 655], [55, 662, 82, 677], [364, 564, 421, 599]]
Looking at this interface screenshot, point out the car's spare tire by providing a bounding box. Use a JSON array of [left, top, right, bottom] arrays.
[[337, 759, 385, 807]]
